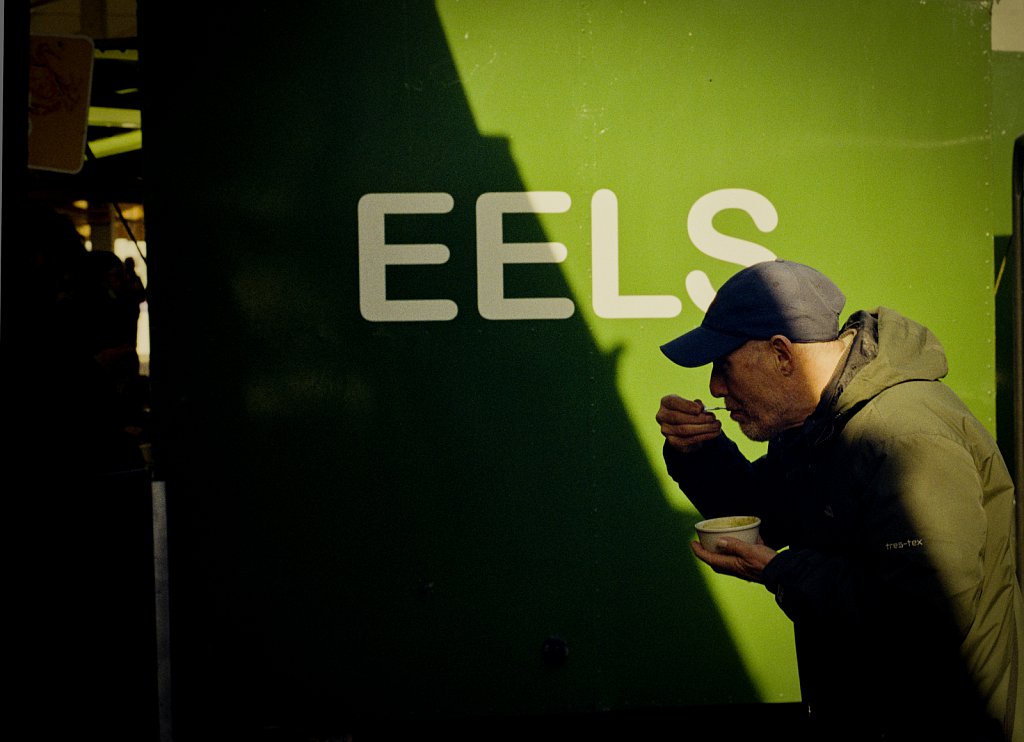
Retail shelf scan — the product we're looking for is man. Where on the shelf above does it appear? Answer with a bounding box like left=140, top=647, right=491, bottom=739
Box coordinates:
left=656, top=259, right=1022, bottom=741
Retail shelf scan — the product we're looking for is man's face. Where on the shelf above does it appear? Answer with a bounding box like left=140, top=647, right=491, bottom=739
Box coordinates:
left=709, top=340, right=800, bottom=441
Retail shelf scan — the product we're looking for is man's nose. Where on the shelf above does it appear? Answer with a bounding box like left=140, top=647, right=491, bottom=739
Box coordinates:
left=709, top=367, right=726, bottom=398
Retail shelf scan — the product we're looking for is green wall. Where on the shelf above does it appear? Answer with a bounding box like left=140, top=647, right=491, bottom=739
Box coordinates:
left=141, top=1, right=1004, bottom=735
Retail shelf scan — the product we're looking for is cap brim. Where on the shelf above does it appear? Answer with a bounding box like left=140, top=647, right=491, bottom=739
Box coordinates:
left=660, top=327, right=748, bottom=368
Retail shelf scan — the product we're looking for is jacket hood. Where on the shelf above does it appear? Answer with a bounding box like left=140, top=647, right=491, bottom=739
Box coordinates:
left=833, top=307, right=948, bottom=417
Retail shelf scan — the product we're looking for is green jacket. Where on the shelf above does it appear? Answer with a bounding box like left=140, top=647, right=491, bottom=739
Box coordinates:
left=666, top=307, right=1022, bottom=741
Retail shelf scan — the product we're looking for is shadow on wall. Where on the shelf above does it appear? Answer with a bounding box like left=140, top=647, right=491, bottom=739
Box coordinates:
left=141, top=3, right=758, bottom=737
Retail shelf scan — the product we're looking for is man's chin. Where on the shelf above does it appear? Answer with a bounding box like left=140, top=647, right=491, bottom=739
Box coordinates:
left=737, top=419, right=774, bottom=442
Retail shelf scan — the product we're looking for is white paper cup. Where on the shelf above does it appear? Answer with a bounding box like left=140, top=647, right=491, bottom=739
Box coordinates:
left=694, top=516, right=761, bottom=553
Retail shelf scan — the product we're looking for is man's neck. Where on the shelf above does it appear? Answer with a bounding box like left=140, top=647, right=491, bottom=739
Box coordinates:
left=812, top=330, right=856, bottom=408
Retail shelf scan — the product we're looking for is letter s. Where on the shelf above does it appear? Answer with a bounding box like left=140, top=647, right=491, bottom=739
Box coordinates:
left=685, top=189, right=778, bottom=312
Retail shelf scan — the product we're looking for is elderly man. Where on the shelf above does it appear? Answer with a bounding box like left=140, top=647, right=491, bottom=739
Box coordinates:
left=656, top=260, right=1022, bottom=741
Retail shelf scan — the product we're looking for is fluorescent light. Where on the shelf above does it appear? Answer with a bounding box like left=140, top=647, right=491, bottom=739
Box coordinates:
left=88, top=106, right=141, bottom=129
left=89, top=130, right=142, bottom=158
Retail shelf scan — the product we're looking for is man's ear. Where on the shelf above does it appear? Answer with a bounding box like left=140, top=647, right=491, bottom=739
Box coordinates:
left=768, top=335, right=796, bottom=374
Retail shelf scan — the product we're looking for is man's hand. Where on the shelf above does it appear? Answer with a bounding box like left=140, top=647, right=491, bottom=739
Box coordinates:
left=690, top=537, right=776, bottom=583
left=656, top=394, right=722, bottom=453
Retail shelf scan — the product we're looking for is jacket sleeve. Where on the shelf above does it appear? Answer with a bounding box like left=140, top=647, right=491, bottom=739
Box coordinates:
left=761, top=430, right=985, bottom=639
left=867, top=431, right=987, bottom=636
left=663, top=434, right=759, bottom=518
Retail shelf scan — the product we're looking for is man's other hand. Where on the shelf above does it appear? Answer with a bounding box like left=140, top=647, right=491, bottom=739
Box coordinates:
left=656, top=394, right=722, bottom=453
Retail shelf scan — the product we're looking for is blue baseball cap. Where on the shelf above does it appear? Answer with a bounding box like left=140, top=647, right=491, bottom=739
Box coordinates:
left=660, top=260, right=846, bottom=367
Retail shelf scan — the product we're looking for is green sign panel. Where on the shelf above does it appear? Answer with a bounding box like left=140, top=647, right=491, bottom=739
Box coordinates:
left=143, top=0, right=998, bottom=731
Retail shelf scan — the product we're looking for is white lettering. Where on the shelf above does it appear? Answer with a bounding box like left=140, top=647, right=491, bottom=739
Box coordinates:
left=685, top=188, right=778, bottom=312
left=356, top=188, right=782, bottom=322
left=591, top=189, right=683, bottom=319
left=476, top=191, right=574, bottom=320
left=357, top=193, right=457, bottom=322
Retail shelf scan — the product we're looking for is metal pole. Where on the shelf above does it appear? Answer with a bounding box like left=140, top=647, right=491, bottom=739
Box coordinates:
left=1012, top=134, right=1023, bottom=587
left=152, top=480, right=173, bottom=742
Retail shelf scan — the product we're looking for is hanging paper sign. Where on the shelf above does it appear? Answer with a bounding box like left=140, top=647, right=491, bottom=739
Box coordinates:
left=28, top=34, right=94, bottom=174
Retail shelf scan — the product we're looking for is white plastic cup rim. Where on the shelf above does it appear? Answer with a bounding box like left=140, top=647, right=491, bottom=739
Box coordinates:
left=694, top=516, right=761, bottom=533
